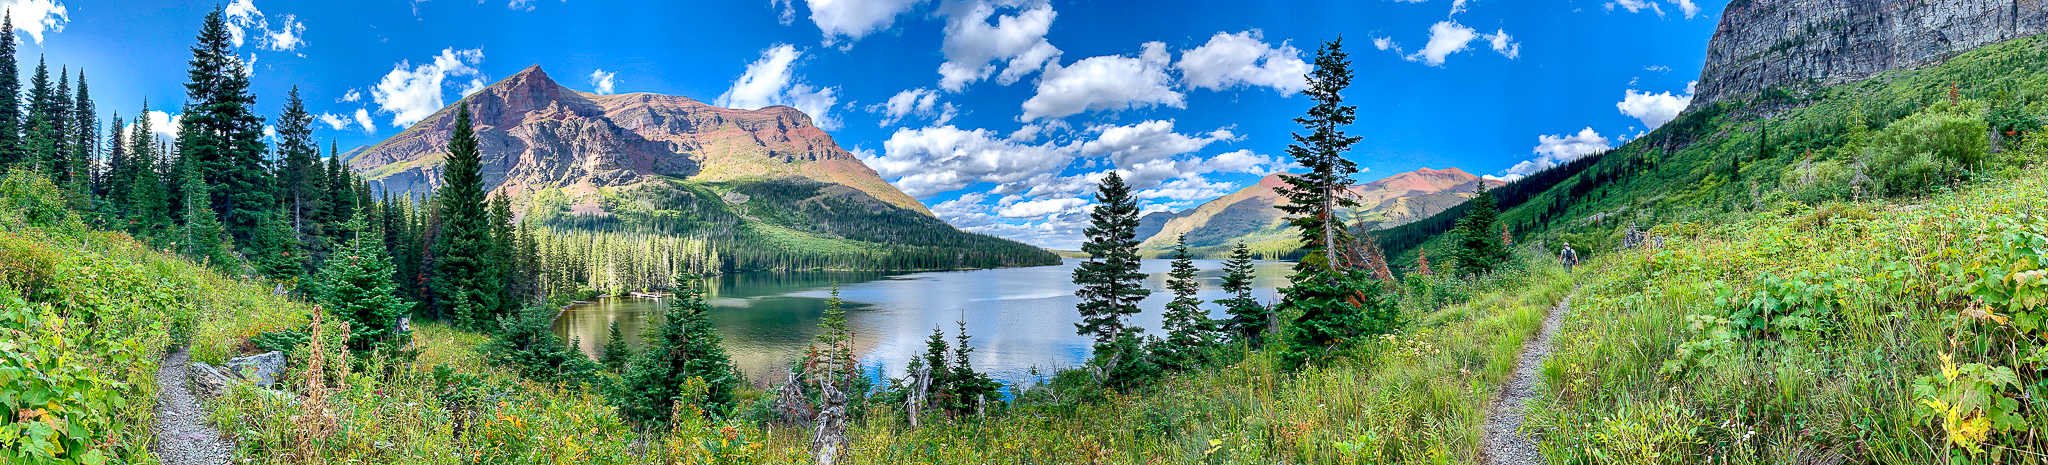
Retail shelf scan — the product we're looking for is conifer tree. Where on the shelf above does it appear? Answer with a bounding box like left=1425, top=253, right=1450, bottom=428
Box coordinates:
left=324, top=144, right=353, bottom=225
left=312, top=213, right=412, bottom=354
left=67, top=70, right=93, bottom=203
left=275, top=87, right=320, bottom=250
left=24, top=56, right=53, bottom=174
left=806, top=285, right=857, bottom=394
left=619, top=275, right=742, bottom=423
left=599, top=320, right=632, bottom=372
left=101, top=113, right=127, bottom=218
left=0, top=12, right=20, bottom=167
left=1072, top=171, right=1152, bottom=387
left=49, top=67, right=69, bottom=183
left=489, top=195, right=519, bottom=315
left=1216, top=242, right=1268, bottom=343
left=1276, top=38, right=1364, bottom=274
left=1274, top=38, right=1396, bottom=369
left=124, top=102, right=171, bottom=237
left=248, top=209, right=304, bottom=282
left=1450, top=182, right=1507, bottom=277
left=1157, top=235, right=1216, bottom=371
left=430, top=106, right=499, bottom=329
left=180, top=6, right=272, bottom=245
left=483, top=303, right=599, bottom=385
left=945, top=320, right=998, bottom=415
left=179, top=165, right=237, bottom=269
left=914, top=326, right=951, bottom=410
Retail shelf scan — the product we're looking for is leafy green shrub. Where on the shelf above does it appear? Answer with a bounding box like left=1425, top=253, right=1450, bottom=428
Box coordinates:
left=1863, top=102, right=1990, bottom=195
left=251, top=329, right=309, bottom=356
left=0, top=170, right=75, bottom=231
left=1777, top=158, right=1857, bottom=202
left=0, top=290, right=147, bottom=465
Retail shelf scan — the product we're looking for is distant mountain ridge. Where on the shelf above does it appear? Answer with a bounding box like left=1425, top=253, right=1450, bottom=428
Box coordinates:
left=1137, top=167, right=1501, bottom=257
left=347, top=65, right=1057, bottom=271
left=348, top=65, right=929, bottom=216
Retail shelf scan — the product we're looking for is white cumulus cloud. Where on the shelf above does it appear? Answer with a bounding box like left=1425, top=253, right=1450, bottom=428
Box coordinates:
left=1175, top=30, right=1309, bottom=95
left=935, top=0, right=1060, bottom=91
left=0, top=0, right=67, bottom=44
left=1020, top=41, right=1182, bottom=122
left=997, top=197, right=1087, bottom=218
left=1078, top=119, right=1236, bottom=167
left=715, top=44, right=843, bottom=129
left=1407, top=20, right=1477, bottom=66
left=1495, top=126, right=1611, bottom=181
left=1616, top=81, right=1694, bottom=130
left=317, top=112, right=351, bottom=130
left=588, top=69, right=616, bottom=94
left=124, top=110, right=182, bottom=144
left=867, top=87, right=955, bottom=127
left=223, top=0, right=306, bottom=53
left=371, top=47, right=485, bottom=128
left=1486, top=29, right=1520, bottom=59
left=803, top=0, right=923, bottom=47
left=353, top=108, right=376, bottom=134
left=864, top=125, right=1079, bottom=198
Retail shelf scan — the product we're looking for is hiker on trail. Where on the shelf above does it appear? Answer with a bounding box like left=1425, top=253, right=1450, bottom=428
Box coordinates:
left=1559, top=242, right=1579, bottom=272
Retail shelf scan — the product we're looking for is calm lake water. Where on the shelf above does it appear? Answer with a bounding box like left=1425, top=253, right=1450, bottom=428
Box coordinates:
left=552, top=259, right=1294, bottom=388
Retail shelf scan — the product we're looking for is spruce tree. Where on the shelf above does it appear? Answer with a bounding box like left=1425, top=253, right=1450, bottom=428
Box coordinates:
left=1156, top=235, right=1215, bottom=371
left=1274, top=38, right=1396, bottom=369
left=1216, top=242, right=1269, bottom=344
left=483, top=303, right=599, bottom=385
left=0, top=12, right=19, bottom=168
left=806, top=285, right=857, bottom=394
left=101, top=113, right=127, bottom=219
left=49, top=67, right=69, bottom=183
left=312, top=213, right=413, bottom=354
left=1072, top=171, right=1152, bottom=388
left=1275, top=38, right=1364, bottom=274
left=430, top=106, right=499, bottom=330
left=489, top=195, right=519, bottom=316
left=125, top=102, right=170, bottom=239
left=248, top=209, right=304, bottom=282
left=275, top=87, right=320, bottom=252
left=67, top=70, right=93, bottom=203
left=1450, top=182, right=1507, bottom=278
left=914, top=326, right=951, bottom=410
left=179, top=164, right=237, bottom=269
left=24, top=56, right=52, bottom=174
left=944, top=320, right=998, bottom=415
left=599, top=320, right=632, bottom=372
left=619, top=276, right=742, bottom=423
left=180, top=6, right=272, bottom=245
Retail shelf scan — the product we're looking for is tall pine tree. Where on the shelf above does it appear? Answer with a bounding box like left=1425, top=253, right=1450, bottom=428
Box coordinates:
left=180, top=6, right=272, bottom=245
left=312, top=213, right=413, bottom=354
left=1156, top=235, right=1216, bottom=371
left=1216, top=242, right=1269, bottom=344
left=24, top=56, right=54, bottom=174
left=619, top=275, right=742, bottom=423
left=1071, top=171, right=1155, bottom=388
left=1275, top=38, right=1396, bottom=369
left=275, top=87, right=321, bottom=255
left=430, top=105, right=499, bottom=329
left=1449, top=182, right=1507, bottom=277
left=67, top=70, right=94, bottom=203
left=0, top=12, right=20, bottom=168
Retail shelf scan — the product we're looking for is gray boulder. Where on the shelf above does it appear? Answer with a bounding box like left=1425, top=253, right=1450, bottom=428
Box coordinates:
left=186, top=362, right=236, bottom=400
left=224, top=351, right=287, bottom=387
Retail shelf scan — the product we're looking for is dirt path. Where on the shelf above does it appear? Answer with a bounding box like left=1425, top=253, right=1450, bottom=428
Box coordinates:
left=151, top=348, right=232, bottom=465
left=1482, top=294, right=1571, bottom=465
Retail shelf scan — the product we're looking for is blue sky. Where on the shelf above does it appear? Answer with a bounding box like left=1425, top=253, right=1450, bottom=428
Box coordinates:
left=23, top=0, right=1721, bottom=249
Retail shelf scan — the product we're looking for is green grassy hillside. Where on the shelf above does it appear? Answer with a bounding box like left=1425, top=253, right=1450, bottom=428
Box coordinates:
left=1379, top=34, right=2048, bottom=267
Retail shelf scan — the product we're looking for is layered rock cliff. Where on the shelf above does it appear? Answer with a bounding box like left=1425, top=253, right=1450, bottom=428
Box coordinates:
left=348, top=65, right=930, bottom=216
left=1695, top=0, right=2047, bottom=106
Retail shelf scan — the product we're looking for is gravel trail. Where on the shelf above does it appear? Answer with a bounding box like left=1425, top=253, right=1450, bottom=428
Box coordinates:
left=151, top=348, right=232, bottom=465
left=1482, top=294, right=1571, bottom=465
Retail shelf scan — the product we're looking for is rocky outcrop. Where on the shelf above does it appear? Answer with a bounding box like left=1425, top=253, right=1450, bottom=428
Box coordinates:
left=348, top=65, right=930, bottom=216
left=1695, top=0, right=2048, bottom=106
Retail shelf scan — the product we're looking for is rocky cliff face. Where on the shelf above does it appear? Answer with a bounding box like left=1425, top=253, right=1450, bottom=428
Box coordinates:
left=348, top=65, right=930, bottom=216
left=1695, top=0, right=2047, bottom=106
